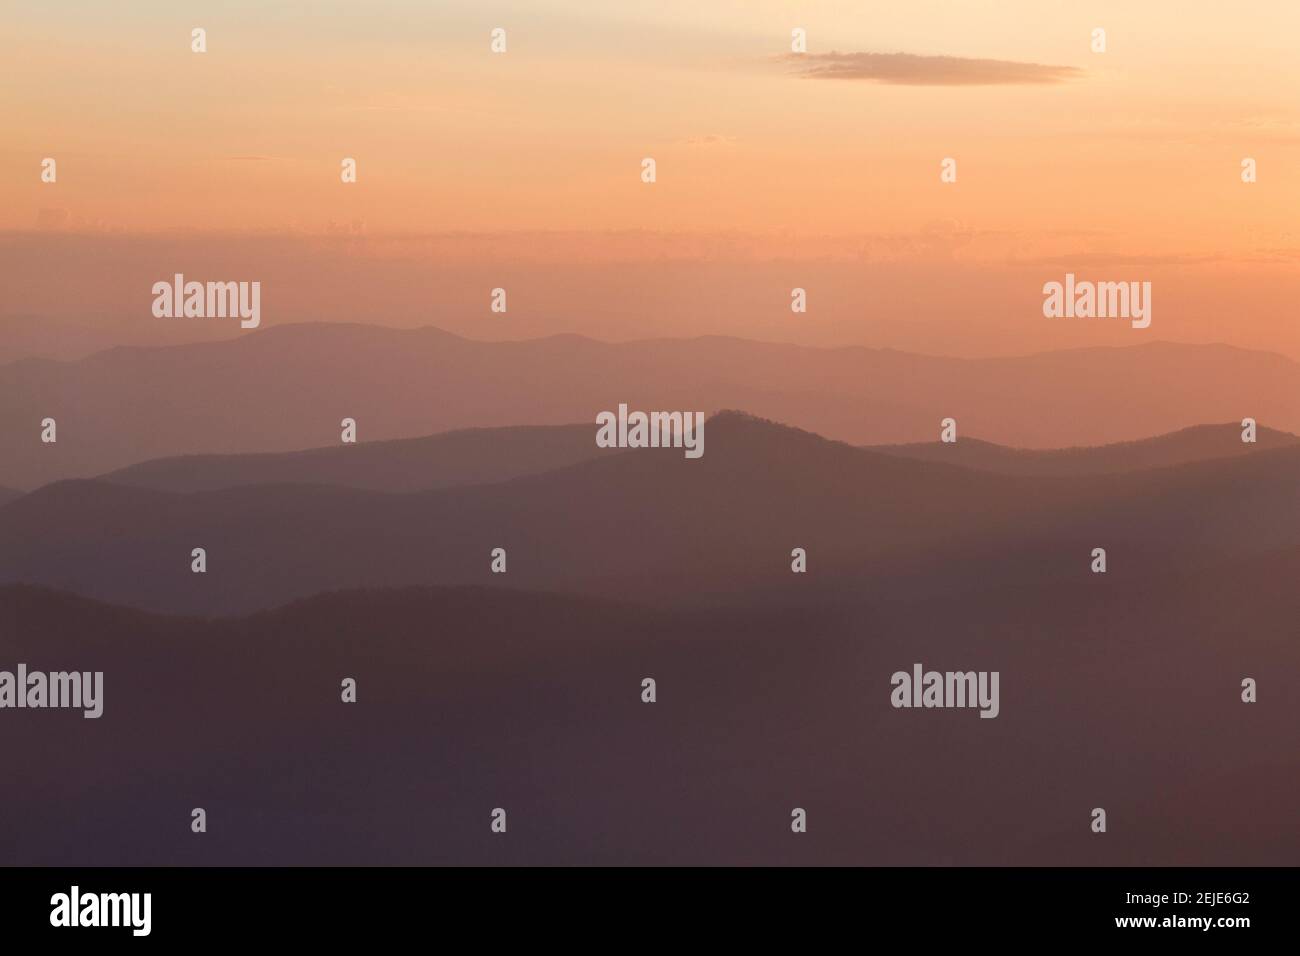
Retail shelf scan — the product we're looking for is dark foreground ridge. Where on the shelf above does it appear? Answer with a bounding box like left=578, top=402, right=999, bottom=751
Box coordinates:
left=1, top=563, right=1295, bottom=866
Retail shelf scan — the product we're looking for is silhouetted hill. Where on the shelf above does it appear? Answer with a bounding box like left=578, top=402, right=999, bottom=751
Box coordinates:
left=2, top=561, right=1295, bottom=865
left=94, top=419, right=1298, bottom=495
left=0, top=485, right=21, bottom=507
left=3, top=322, right=1298, bottom=488
left=0, top=313, right=238, bottom=365
left=2, top=412, right=1296, bottom=615
left=99, top=423, right=616, bottom=493
left=871, top=423, right=1300, bottom=476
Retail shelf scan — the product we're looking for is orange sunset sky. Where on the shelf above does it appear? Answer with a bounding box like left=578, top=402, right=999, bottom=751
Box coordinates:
left=3, top=1, right=1299, bottom=360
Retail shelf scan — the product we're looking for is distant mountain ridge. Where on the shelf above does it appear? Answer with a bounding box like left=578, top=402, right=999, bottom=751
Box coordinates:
left=84, top=416, right=1300, bottom=495
left=3, top=411, right=1296, bottom=615
left=2, top=321, right=1297, bottom=488
left=872, top=422, right=1300, bottom=476
left=100, top=423, right=619, bottom=493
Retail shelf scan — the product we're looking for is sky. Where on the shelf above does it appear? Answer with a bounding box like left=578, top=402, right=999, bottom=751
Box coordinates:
left=2, top=1, right=1299, bottom=358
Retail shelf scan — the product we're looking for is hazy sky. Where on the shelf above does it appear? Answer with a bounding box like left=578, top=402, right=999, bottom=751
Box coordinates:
left=3, top=1, right=1299, bottom=357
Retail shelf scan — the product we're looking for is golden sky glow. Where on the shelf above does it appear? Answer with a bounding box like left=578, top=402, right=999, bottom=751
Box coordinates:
left=3, top=1, right=1298, bottom=247
left=3, top=2, right=1300, bottom=362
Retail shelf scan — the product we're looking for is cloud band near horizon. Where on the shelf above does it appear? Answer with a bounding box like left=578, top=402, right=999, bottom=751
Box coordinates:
left=784, top=51, right=1084, bottom=86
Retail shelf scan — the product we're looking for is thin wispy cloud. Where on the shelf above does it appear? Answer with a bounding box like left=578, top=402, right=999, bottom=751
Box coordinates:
left=783, top=51, right=1083, bottom=86
left=680, top=134, right=737, bottom=147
